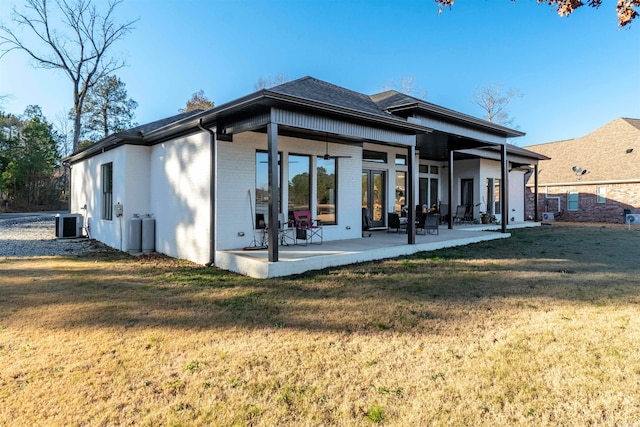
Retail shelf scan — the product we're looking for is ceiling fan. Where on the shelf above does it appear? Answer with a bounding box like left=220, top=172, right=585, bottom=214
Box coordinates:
left=322, top=139, right=351, bottom=160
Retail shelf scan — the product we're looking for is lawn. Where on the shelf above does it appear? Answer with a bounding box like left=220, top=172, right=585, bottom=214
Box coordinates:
left=1, top=223, right=639, bottom=426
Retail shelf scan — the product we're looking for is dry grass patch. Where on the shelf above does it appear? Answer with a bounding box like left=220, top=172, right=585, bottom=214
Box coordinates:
left=1, top=223, right=640, bottom=425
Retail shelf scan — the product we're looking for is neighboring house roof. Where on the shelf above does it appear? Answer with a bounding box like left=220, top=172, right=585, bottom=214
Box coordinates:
left=524, top=118, right=640, bottom=184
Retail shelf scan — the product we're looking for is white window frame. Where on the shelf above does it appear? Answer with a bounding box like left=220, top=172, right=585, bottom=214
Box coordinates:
left=596, top=186, right=606, bottom=204
left=567, top=191, right=579, bottom=211
left=101, top=162, right=113, bottom=220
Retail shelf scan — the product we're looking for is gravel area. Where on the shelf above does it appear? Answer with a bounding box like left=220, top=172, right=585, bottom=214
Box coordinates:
left=0, top=216, right=112, bottom=258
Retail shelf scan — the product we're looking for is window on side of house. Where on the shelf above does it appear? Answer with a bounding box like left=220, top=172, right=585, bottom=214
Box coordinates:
left=568, top=192, right=579, bottom=211
left=288, top=154, right=311, bottom=214
left=101, top=162, right=113, bottom=220
left=255, top=151, right=282, bottom=222
left=363, top=150, right=387, bottom=163
left=596, top=186, right=606, bottom=203
left=395, top=154, right=407, bottom=165
left=395, top=171, right=406, bottom=215
left=317, top=157, right=336, bottom=224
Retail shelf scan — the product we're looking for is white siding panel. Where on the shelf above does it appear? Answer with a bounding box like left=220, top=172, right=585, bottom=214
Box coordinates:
left=215, top=131, right=363, bottom=251
left=150, top=133, right=211, bottom=264
left=70, top=147, right=127, bottom=250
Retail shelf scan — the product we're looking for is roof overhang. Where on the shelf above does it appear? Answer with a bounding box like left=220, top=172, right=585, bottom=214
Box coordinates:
left=65, top=90, right=432, bottom=164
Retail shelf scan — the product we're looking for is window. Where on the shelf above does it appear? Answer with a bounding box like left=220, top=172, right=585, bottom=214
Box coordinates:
left=288, top=154, right=311, bottom=214
left=430, top=165, right=439, bottom=174
left=493, top=179, right=501, bottom=213
left=568, top=192, right=579, bottom=211
left=395, top=171, right=406, bottom=215
left=101, top=163, right=113, bottom=220
left=363, top=150, right=387, bottom=163
left=395, top=154, right=407, bottom=165
left=419, top=165, right=429, bottom=174
left=486, top=178, right=501, bottom=214
left=255, top=151, right=282, bottom=220
left=317, top=157, right=336, bottom=224
left=596, top=186, right=606, bottom=203
left=429, top=178, right=439, bottom=209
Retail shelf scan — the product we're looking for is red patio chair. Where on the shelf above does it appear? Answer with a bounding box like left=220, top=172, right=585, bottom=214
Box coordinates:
left=293, top=210, right=323, bottom=245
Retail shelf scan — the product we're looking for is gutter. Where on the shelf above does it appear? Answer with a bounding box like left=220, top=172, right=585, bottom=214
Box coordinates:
left=526, top=178, right=640, bottom=187
left=198, top=119, right=216, bottom=267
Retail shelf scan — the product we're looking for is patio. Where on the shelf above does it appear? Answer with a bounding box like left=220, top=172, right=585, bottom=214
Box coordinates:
left=216, top=222, right=541, bottom=278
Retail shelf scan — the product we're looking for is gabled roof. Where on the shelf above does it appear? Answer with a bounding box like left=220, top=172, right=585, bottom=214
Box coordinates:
left=269, top=77, right=392, bottom=119
left=370, top=90, right=525, bottom=139
left=64, top=76, right=541, bottom=164
left=524, top=118, right=640, bottom=184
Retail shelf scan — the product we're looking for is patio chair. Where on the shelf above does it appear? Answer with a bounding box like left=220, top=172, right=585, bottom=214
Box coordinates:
left=438, top=203, right=449, bottom=224
left=387, top=212, right=401, bottom=233
left=362, top=207, right=372, bottom=237
left=453, top=205, right=467, bottom=225
left=464, top=205, right=474, bottom=223
left=277, top=213, right=295, bottom=246
left=293, top=210, right=323, bottom=245
left=424, top=213, right=439, bottom=235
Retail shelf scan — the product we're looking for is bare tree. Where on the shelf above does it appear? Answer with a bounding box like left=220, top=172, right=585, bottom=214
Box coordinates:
left=383, top=75, right=427, bottom=100
left=254, top=73, right=288, bottom=90
left=53, top=110, right=74, bottom=158
left=0, top=0, right=137, bottom=153
left=435, top=0, right=639, bottom=27
left=474, top=83, right=520, bottom=127
left=179, top=89, right=214, bottom=113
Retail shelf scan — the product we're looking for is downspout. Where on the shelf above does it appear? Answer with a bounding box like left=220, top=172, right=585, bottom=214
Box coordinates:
left=198, top=119, right=216, bottom=267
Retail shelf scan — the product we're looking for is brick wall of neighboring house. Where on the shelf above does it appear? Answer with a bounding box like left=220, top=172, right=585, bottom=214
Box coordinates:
left=526, top=182, right=640, bottom=223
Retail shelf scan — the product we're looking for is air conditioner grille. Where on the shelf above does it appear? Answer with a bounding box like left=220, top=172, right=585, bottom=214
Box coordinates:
left=626, top=214, right=640, bottom=225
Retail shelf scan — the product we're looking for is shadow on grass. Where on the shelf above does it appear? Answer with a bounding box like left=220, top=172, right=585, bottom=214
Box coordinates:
left=1, top=224, right=639, bottom=333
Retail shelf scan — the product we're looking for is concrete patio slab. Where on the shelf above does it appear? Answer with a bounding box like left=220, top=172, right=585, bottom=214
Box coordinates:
left=216, top=222, right=540, bottom=278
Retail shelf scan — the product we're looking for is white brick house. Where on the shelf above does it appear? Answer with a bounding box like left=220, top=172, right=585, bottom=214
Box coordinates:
left=64, top=77, right=546, bottom=276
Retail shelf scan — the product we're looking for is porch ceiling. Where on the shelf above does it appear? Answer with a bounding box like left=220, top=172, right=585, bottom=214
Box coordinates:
left=417, top=131, right=494, bottom=161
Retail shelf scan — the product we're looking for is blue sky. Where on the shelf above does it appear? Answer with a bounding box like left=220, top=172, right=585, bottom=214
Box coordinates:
left=1, top=0, right=638, bottom=147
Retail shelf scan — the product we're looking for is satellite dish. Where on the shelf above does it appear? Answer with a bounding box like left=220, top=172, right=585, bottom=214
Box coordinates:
left=581, top=170, right=588, bottom=175
left=572, top=166, right=581, bottom=173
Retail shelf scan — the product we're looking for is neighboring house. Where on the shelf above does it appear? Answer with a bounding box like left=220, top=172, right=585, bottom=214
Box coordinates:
left=524, top=118, right=640, bottom=223
left=64, top=76, right=546, bottom=276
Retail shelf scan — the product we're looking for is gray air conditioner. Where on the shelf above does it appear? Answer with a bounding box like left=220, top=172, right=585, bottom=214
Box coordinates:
left=626, top=214, right=640, bottom=226
left=55, top=214, right=83, bottom=238
left=542, top=212, right=555, bottom=222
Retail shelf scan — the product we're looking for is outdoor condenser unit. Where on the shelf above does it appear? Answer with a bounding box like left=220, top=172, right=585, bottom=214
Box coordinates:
left=55, top=213, right=83, bottom=238
left=542, top=212, right=555, bottom=222
left=626, top=214, right=640, bottom=226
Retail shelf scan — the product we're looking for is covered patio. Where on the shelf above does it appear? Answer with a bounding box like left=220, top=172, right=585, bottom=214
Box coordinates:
left=216, top=222, right=540, bottom=278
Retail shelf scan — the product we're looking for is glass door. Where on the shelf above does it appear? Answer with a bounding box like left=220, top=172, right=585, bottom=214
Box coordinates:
left=362, top=170, right=385, bottom=228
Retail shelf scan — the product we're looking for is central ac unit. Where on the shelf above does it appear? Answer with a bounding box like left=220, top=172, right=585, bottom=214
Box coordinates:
left=55, top=213, right=83, bottom=238
left=626, top=214, right=640, bottom=225
left=542, top=212, right=555, bottom=222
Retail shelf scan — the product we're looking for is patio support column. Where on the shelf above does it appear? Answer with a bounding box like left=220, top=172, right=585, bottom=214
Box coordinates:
left=534, top=164, right=539, bottom=222
left=448, top=148, right=454, bottom=229
left=500, top=143, right=508, bottom=233
left=407, top=144, right=415, bottom=244
left=267, top=118, right=279, bottom=262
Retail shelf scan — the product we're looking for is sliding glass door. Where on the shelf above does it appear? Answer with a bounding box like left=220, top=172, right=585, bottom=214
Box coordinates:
left=362, top=169, right=385, bottom=228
